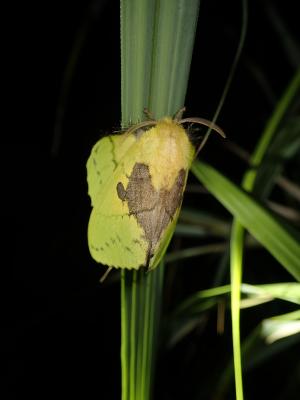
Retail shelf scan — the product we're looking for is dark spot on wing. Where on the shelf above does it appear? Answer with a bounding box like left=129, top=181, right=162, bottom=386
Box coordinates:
left=117, top=182, right=127, bottom=201
left=108, top=136, right=118, bottom=170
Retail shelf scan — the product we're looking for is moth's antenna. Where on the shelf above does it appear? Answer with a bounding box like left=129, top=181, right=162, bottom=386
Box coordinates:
left=179, top=117, right=226, bottom=157
left=179, top=117, right=225, bottom=138
left=126, top=120, right=157, bottom=135
left=174, top=107, right=186, bottom=121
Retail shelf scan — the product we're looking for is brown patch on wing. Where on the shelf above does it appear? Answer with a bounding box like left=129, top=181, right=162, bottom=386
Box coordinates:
left=116, top=163, right=186, bottom=267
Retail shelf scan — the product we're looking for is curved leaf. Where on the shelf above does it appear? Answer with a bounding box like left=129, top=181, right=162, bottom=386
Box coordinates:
left=191, top=160, right=300, bottom=281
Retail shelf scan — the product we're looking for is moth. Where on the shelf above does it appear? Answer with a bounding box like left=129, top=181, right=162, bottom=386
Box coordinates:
left=87, top=108, right=225, bottom=273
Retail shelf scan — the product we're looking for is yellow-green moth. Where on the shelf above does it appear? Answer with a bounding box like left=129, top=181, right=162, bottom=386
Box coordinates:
left=87, top=108, right=224, bottom=272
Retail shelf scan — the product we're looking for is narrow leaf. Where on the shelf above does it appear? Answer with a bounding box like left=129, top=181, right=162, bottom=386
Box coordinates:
left=192, top=161, right=300, bottom=281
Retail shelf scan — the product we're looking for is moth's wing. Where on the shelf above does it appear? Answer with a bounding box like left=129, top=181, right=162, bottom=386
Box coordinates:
left=88, top=208, right=149, bottom=269
left=148, top=208, right=181, bottom=270
left=148, top=168, right=189, bottom=271
left=87, top=133, right=149, bottom=269
left=86, top=132, right=136, bottom=207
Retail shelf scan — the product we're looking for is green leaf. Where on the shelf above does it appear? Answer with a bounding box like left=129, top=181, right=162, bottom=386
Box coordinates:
left=216, top=311, right=300, bottom=398
left=120, top=1, right=201, bottom=399
left=228, top=68, right=300, bottom=400
left=262, top=316, right=300, bottom=344
left=242, top=282, right=300, bottom=305
left=191, top=160, right=300, bottom=281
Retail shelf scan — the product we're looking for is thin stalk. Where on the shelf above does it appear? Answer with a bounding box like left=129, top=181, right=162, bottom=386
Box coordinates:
left=230, top=68, right=300, bottom=399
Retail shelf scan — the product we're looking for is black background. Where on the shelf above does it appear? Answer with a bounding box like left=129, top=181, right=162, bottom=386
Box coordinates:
left=3, top=0, right=300, bottom=398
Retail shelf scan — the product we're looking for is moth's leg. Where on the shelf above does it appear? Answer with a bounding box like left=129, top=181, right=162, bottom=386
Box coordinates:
left=143, top=108, right=155, bottom=121
left=100, top=267, right=113, bottom=283
left=174, top=107, right=186, bottom=121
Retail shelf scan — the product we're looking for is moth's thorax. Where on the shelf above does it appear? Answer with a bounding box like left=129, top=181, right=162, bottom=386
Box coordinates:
left=136, top=117, right=195, bottom=190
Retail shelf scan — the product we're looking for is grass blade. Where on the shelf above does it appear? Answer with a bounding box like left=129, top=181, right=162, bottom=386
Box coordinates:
left=120, top=1, right=201, bottom=398
left=192, top=160, right=300, bottom=280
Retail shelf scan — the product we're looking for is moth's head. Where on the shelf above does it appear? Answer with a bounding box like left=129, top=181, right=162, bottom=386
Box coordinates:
left=127, top=107, right=225, bottom=156
left=173, top=107, right=226, bottom=156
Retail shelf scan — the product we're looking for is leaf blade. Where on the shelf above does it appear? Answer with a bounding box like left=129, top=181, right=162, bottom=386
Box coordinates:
left=191, top=160, right=300, bottom=281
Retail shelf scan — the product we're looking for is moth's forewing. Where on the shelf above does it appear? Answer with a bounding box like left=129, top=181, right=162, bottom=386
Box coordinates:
left=87, top=117, right=195, bottom=270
